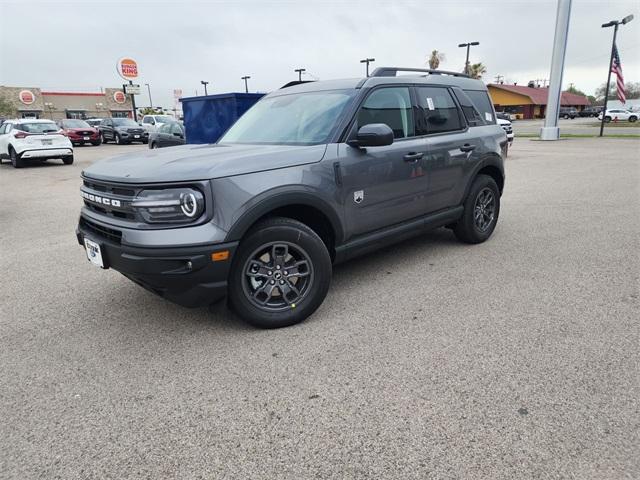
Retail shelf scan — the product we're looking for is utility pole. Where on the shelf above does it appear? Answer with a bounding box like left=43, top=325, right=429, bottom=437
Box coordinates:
left=599, top=14, right=634, bottom=137
left=123, top=81, right=138, bottom=121
left=241, top=76, right=251, bottom=93
left=540, top=0, right=572, bottom=141
left=494, top=74, right=504, bottom=84
left=458, top=41, right=479, bottom=75
left=200, top=80, right=209, bottom=96
left=145, top=83, right=153, bottom=109
left=360, top=58, right=375, bottom=77
left=294, top=68, right=306, bottom=82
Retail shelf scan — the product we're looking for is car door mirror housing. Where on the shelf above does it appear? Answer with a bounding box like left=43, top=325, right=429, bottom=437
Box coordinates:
left=348, top=123, right=394, bottom=148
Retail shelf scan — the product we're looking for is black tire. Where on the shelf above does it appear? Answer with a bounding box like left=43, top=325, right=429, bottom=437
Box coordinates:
left=563, top=114, right=569, bottom=119
left=62, top=155, right=74, bottom=165
left=228, top=217, right=332, bottom=329
left=453, top=174, right=500, bottom=244
left=100, top=132, right=108, bottom=144
left=91, top=140, right=102, bottom=146
left=9, top=147, right=23, bottom=168
left=150, top=142, right=158, bottom=149
left=629, top=116, right=637, bottom=123
left=115, top=133, right=123, bottom=145
left=604, top=116, right=611, bottom=123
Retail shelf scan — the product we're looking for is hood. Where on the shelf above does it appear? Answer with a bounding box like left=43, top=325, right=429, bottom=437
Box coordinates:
left=82, top=143, right=328, bottom=183
left=496, top=118, right=511, bottom=126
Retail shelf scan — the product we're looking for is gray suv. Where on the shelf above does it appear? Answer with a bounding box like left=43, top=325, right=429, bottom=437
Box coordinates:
left=77, top=67, right=507, bottom=328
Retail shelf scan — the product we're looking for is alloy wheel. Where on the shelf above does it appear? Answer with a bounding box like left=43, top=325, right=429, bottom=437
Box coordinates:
left=474, top=187, right=496, bottom=232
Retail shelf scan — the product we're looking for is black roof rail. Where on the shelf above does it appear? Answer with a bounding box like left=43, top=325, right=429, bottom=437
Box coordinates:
left=370, top=67, right=470, bottom=79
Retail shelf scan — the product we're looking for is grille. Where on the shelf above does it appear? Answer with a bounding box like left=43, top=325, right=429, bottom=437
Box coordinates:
left=82, top=179, right=137, bottom=220
left=80, top=217, right=122, bottom=244
left=127, top=128, right=145, bottom=134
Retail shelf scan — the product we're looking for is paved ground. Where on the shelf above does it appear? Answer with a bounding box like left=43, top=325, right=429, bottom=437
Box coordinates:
left=513, top=117, right=640, bottom=135
left=1, top=139, right=638, bottom=479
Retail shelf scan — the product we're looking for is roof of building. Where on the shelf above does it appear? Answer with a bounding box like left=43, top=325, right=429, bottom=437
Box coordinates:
left=488, top=83, right=591, bottom=106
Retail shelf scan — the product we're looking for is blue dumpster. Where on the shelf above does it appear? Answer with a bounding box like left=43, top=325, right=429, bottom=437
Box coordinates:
left=180, top=92, right=264, bottom=144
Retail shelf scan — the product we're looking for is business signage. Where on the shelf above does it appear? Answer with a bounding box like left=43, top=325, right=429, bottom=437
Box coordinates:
left=124, top=84, right=141, bottom=95
left=19, top=90, right=35, bottom=105
left=113, top=91, right=127, bottom=104
left=116, top=57, right=139, bottom=80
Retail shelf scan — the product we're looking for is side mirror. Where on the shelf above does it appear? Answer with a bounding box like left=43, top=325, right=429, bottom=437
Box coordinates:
left=347, top=123, right=394, bottom=148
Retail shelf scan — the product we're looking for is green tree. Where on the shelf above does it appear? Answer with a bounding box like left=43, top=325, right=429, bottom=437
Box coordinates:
left=566, top=84, right=587, bottom=97
left=138, top=107, right=163, bottom=116
left=467, top=62, right=487, bottom=79
left=595, top=81, right=640, bottom=101
left=427, top=50, right=445, bottom=70
left=0, top=95, right=15, bottom=117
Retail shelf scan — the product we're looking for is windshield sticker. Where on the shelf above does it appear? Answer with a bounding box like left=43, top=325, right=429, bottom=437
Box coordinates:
left=426, top=97, right=435, bottom=110
left=485, top=112, right=493, bottom=121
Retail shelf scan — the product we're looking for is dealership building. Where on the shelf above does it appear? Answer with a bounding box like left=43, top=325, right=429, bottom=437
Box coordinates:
left=0, top=85, right=134, bottom=120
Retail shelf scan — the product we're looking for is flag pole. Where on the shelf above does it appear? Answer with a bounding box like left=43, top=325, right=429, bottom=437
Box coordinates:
left=599, top=23, right=619, bottom=137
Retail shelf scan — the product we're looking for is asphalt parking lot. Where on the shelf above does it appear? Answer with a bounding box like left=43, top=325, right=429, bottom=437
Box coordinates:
left=1, top=139, right=638, bottom=479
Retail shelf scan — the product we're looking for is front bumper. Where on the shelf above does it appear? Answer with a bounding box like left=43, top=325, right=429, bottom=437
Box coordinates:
left=19, top=148, right=73, bottom=159
left=119, top=131, right=149, bottom=142
left=76, top=216, right=238, bottom=307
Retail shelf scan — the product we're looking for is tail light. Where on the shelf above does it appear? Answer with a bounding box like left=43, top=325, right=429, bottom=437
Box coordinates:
left=14, top=131, right=29, bottom=139
left=58, top=129, right=68, bottom=137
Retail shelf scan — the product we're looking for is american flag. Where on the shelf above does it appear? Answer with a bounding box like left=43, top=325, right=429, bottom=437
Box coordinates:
left=611, top=43, right=625, bottom=104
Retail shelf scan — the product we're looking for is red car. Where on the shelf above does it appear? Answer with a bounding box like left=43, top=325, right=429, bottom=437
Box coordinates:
left=56, top=119, right=101, bottom=146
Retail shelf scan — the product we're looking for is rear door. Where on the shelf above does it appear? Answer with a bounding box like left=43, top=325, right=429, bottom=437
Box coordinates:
left=339, top=86, right=430, bottom=237
left=415, top=85, right=483, bottom=212
left=0, top=122, right=11, bottom=155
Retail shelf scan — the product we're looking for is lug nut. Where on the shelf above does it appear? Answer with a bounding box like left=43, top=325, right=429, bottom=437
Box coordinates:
left=267, top=271, right=272, bottom=275
left=279, top=280, right=284, bottom=285
left=276, top=265, right=281, bottom=270
left=270, top=280, right=275, bottom=285
left=284, top=271, right=288, bottom=275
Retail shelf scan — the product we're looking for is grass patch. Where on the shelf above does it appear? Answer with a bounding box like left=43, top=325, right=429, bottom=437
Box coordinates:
left=518, top=133, right=640, bottom=139
left=586, top=122, right=638, bottom=128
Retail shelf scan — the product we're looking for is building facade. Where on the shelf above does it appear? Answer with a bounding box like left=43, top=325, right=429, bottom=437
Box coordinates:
left=0, top=85, right=133, bottom=120
left=487, top=84, right=591, bottom=119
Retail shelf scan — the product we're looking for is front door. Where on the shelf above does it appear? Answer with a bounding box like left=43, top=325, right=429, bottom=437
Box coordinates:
left=339, top=86, right=430, bottom=238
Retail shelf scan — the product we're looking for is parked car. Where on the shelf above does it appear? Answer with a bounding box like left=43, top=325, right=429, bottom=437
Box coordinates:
left=598, top=109, right=638, bottom=123
left=99, top=117, right=148, bottom=144
left=497, top=111, right=517, bottom=121
left=496, top=117, right=514, bottom=145
left=56, top=118, right=100, bottom=146
left=77, top=67, right=506, bottom=328
left=578, top=106, right=602, bottom=118
left=141, top=114, right=176, bottom=132
left=559, top=107, right=578, bottom=119
left=148, top=122, right=185, bottom=149
left=85, top=118, right=103, bottom=128
left=0, top=119, right=73, bottom=168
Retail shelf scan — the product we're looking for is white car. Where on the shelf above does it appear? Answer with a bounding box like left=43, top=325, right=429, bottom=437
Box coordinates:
left=140, top=114, right=176, bottom=132
left=497, top=117, right=514, bottom=144
left=0, top=119, right=73, bottom=168
left=598, top=109, right=638, bottom=123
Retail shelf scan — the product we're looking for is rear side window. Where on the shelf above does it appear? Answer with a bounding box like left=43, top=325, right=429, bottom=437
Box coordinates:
left=452, top=88, right=484, bottom=127
left=415, top=86, right=463, bottom=135
left=357, top=87, right=414, bottom=139
left=465, top=90, right=496, bottom=124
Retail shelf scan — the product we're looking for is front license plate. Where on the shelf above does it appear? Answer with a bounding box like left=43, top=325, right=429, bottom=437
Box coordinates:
left=84, top=238, right=104, bottom=268
left=134, top=135, right=140, bottom=138
left=42, top=139, right=52, bottom=145
left=83, top=136, right=90, bottom=140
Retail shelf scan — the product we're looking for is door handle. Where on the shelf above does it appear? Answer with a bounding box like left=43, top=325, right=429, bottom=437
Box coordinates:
left=403, top=152, right=424, bottom=162
left=459, top=144, right=476, bottom=152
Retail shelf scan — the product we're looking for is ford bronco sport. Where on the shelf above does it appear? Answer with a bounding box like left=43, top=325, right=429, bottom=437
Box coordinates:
left=77, top=67, right=507, bottom=328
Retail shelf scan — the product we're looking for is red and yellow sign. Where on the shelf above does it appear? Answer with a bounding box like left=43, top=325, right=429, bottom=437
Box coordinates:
left=113, top=91, right=127, bottom=104
left=19, top=90, right=35, bottom=105
left=116, top=57, right=139, bottom=80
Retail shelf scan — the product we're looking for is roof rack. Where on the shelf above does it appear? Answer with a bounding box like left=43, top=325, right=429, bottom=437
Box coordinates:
left=370, top=67, right=470, bottom=79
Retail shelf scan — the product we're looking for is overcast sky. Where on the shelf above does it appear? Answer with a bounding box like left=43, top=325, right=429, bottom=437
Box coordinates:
left=1, top=0, right=639, bottom=110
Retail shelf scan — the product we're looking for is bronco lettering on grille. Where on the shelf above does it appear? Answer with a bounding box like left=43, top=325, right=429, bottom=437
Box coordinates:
left=81, top=191, right=122, bottom=207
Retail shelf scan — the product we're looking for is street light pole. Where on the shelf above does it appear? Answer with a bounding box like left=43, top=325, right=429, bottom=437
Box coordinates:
left=360, top=58, right=375, bottom=77
left=145, top=83, right=153, bottom=109
left=458, top=41, right=479, bottom=75
left=599, top=14, right=633, bottom=137
left=200, top=80, right=209, bottom=96
left=294, top=68, right=306, bottom=82
left=241, top=76, right=251, bottom=93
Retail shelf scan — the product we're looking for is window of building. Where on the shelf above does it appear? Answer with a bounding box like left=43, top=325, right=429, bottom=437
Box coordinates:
left=415, top=86, right=463, bottom=135
left=111, top=111, right=129, bottom=118
left=357, top=87, right=414, bottom=139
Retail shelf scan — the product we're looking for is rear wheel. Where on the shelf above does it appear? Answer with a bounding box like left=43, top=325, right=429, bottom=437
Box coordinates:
left=629, top=116, right=637, bottom=123
left=453, top=174, right=500, bottom=244
left=9, top=147, right=23, bottom=168
left=62, top=155, right=74, bottom=165
left=228, top=217, right=332, bottom=329
left=604, top=116, right=611, bottom=123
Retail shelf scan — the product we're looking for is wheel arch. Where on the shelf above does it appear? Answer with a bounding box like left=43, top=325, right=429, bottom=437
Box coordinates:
left=463, top=155, right=505, bottom=200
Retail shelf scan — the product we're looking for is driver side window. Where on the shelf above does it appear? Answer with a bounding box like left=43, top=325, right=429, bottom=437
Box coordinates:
left=357, top=87, right=414, bottom=139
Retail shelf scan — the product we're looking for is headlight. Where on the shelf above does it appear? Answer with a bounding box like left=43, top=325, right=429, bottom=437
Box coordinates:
left=132, top=188, right=205, bottom=224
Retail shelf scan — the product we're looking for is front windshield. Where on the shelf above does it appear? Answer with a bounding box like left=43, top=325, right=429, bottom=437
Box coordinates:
left=220, top=89, right=355, bottom=145
left=112, top=118, right=139, bottom=127
left=63, top=119, right=90, bottom=128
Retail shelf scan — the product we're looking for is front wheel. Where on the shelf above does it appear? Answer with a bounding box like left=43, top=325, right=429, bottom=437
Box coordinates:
left=629, top=116, right=637, bottom=123
left=115, top=133, right=123, bottom=145
left=453, top=174, right=500, bottom=244
left=228, top=217, right=332, bottom=328
left=604, top=116, right=611, bottom=123
left=100, top=132, right=108, bottom=143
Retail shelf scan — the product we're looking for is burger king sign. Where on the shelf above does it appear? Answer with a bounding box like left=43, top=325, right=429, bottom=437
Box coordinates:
left=19, top=90, right=36, bottom=105
left=116, top=57, right=139, bottom=81
left=113, top=91, right=127, bottom=104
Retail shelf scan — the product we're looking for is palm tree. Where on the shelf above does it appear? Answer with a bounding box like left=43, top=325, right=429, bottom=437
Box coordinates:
left=467, top=62, right=487, bottom=79
left=427, top=50, right=445, bottom=70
